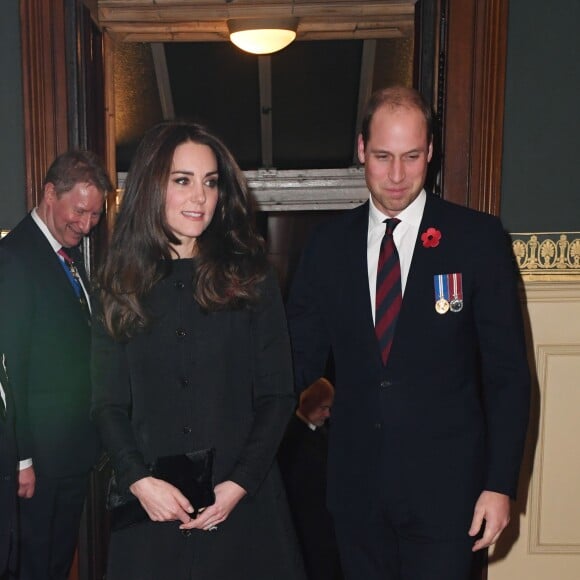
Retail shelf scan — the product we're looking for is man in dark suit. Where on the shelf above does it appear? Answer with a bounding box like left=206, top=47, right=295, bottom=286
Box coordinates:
left=0, top=355, right=17, bottom=580
left=278, top=377, right=343, bottom=580
left=286, top=87, right=530, bottom=579
left=0, top=151, right=113, bottom=580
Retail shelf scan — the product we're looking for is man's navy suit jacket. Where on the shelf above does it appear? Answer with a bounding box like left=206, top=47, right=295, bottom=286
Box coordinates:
left=0, top=357, right=17, bottom=574
left=0, top=214, right=99, bottom=478
left=287, top=194, right=530, bottom=537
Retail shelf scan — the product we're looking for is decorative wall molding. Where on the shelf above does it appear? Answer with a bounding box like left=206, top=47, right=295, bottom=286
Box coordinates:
left=513, top=232, right=580, bottom=279
left=523, top=280, right=580, bottom=303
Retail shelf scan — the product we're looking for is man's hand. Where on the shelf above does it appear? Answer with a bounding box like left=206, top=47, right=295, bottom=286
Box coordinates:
left=18, top=465, right=36, bottom=498
left=469, top=490, right=511, bottom=551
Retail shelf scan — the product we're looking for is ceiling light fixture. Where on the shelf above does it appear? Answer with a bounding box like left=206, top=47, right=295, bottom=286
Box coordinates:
left=228, top=18, right=298, bottom=55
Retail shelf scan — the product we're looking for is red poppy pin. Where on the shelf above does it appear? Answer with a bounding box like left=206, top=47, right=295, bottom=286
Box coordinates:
left=421, top=227, right=442, bottom=248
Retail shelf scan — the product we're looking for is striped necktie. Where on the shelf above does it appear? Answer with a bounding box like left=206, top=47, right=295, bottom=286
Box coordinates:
left=375, top=218, right=402, bottom=365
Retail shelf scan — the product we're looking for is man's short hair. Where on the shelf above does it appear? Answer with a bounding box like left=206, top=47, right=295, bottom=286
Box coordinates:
left=299, top=377, right=334, bottom=416
left=360, top=85, right=434, bottom=147
left=42, top=150, right=113, bottom=196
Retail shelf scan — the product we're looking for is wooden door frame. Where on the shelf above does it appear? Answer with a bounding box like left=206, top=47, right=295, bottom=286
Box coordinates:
left=441, top=0, right=508, bottom=214
left=20, top=0, right=70, bottom=209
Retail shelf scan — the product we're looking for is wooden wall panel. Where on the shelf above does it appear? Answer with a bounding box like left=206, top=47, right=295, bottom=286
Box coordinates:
left=442, top=0, right=508, bottom=215
left=20, top=0, right=69, bottom=208
left=488, top=281, right=580, bottom=579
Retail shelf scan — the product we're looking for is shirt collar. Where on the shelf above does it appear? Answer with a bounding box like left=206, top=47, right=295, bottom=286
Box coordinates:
left=368, top=189, right=427, bottom=230
left=31, top=208, right=63, bottom=253
left=296, top=411, right=317, bottom=431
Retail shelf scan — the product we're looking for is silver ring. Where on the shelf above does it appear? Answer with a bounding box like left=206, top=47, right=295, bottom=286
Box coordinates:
left=208, top=525, right=218, bottom=532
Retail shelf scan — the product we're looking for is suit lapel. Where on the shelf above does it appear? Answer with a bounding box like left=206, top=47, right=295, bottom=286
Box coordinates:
left=0, top=354, right=11, bottom=419
left=341, top=202, right=387, bottom=362
left=402, top=194, right=440, bottom=303
left=25, top=216, right=91, bottom=316
left=346, top=202, right=377, bottom=334
left=392, top=195, right=448, bottom=356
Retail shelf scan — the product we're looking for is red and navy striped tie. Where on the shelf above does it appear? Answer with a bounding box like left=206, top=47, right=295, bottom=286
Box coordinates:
left=375, top=218, right=402, bottom=365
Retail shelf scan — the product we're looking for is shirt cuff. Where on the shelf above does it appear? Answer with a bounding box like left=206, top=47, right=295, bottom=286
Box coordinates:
left=18, top=458, right=33, bottom=470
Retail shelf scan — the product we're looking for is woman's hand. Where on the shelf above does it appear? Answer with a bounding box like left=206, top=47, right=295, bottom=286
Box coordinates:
left=130, top=476, right=193, bottom=524
left=180, top=480, right=247, bottom=531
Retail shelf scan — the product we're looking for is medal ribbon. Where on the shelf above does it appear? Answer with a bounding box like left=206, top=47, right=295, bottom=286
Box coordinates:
left=434, top=274, right=449, bottom=303
left=449, top=273, right=462, bottom=301
left=448, top=273, right=464, bottom=311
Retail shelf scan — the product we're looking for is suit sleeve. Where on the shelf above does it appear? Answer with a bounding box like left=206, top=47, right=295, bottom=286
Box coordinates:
left=473, top=218, right=530, bottom=498
left=0, top=247, right=34, bottom=461
left=286, top=233, right=332, bottom=392
left=227, top=270, right=298, bottom=496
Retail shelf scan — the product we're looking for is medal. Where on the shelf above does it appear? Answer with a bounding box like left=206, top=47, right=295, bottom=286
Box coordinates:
left=448, top=273, right=463, bottom=312
left=433, top=274, right=450, bottom=315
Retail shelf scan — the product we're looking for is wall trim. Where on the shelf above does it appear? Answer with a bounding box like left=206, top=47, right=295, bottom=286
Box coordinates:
left=513, top=232, right=580, bottom=280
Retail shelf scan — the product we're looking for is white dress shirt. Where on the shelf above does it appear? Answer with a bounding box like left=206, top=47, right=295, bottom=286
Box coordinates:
left=367, top=190, right=427, bottom=323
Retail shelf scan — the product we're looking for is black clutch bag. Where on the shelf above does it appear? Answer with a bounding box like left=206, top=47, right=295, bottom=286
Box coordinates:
left=107, top=448, right=216, bottom=531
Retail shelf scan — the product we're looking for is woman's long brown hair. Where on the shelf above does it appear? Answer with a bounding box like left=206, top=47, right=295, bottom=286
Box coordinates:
left=98, top=121, right=268, bottom=340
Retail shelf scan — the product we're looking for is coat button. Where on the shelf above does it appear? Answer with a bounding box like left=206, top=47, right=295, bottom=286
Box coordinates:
left=379, top=380, right=392, bottom=389
left=174, top=281, right=185, bottom=290
left=176, top=328, right=187, bottom=338
left=180, top=377, right=190, bottom=388
left=183, top=426, right=192, bottom=434
left=374, top=422, right=382, bottom=430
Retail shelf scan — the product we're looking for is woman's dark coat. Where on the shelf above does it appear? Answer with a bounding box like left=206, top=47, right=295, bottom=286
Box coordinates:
left=92, top=260, right=305, bottom=579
